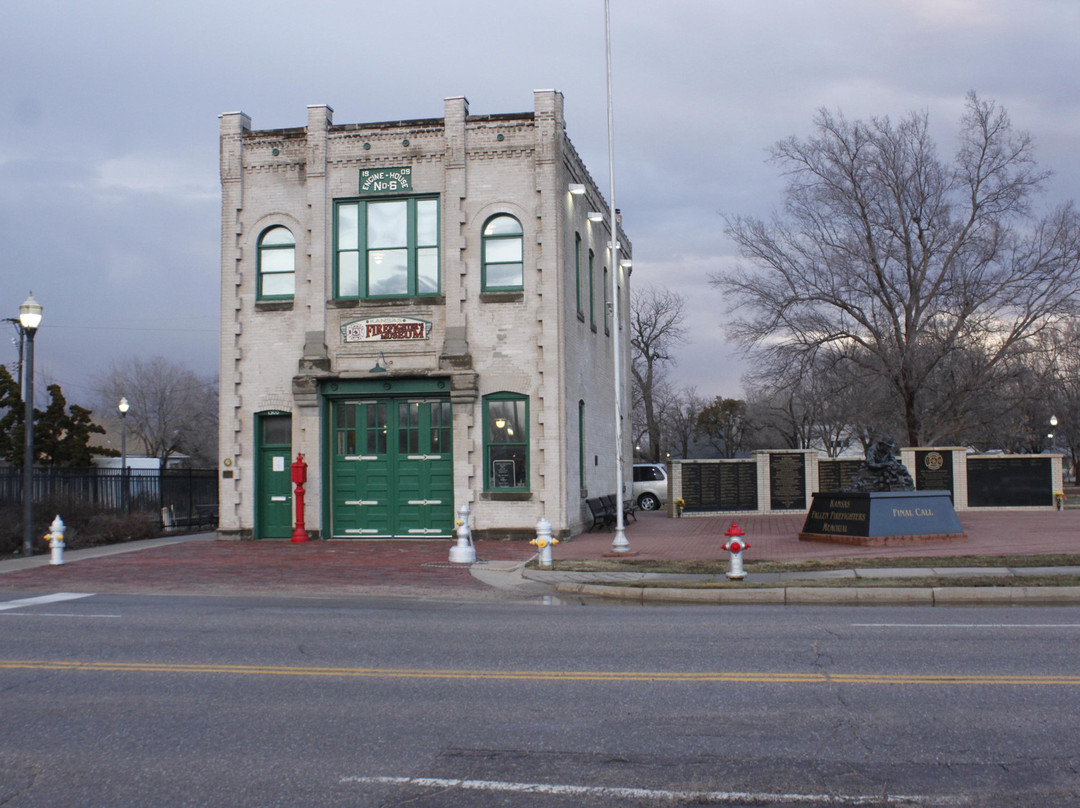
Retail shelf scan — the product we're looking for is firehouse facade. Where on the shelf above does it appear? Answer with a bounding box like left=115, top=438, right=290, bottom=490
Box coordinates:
left=218, top=92, right=632, bottom=540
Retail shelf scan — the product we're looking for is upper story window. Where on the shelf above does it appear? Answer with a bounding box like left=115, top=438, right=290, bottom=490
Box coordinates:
left=481, top=215, right=524, bottom=291
left=575, top=232, right=583, bottom=316
left=335, top=197, right=439, bottom=299
left=258, top=226, right=296, bottom=300
left=588, top=249, right=596, bottom=327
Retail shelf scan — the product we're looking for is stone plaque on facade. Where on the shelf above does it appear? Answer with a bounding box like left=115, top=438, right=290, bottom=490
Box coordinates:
left=342, top=317, right=432, bottom=343
left=359, top=166, right=413, bottom=194
left=769, top=453, right=806, bottom=510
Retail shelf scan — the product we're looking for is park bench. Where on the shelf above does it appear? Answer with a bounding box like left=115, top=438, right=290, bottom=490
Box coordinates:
left=585, top=497, right=616, bottom=532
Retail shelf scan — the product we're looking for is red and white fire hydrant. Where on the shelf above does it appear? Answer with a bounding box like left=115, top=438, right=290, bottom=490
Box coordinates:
left=722, top=521, right=750, bottom=580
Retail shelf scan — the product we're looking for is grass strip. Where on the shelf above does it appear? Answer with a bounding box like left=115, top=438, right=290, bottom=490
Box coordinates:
left=539, top=554, right=1080, bottom=575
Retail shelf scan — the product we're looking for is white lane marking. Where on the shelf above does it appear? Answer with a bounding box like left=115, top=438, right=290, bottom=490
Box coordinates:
left=0, top=594, right=94, bottom=612
left=341, top=775, right=966, bottom=806
left=853, top=623, right=1080, bottom=629
left=1, top=612, right=120, bottom=619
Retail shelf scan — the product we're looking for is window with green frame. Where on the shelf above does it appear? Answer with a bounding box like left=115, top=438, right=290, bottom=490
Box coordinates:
left=578, top=399, right=586, bottom=490
left=588, top=249, right=595, bottom=327
left=603, top=266, right=609, bottom=334
left=483, top=393, right=529, bottom=490
left=574, top=232, right=582, bottom=315
left=335, top=196, right=439, bottom=298
left=482, top=214, right=524, bottom=291
left=258, top=226, right=295, bottom=300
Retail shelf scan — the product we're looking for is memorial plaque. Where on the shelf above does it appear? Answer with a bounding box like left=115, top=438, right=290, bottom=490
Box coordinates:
left=967, top=456, right=1052, bottom=507
left=800, top=490, right=966, bottom=546
left=700, top=464, right=722, bottom=510
left=769, top=453, right=806, bottom=510
left=802, top=493, right=873, bottom=538
left=915, top=450, right=954, bottom=498
left=818, top=459, right=863, bottom=493
left=680, top=461, right=757, bottom=512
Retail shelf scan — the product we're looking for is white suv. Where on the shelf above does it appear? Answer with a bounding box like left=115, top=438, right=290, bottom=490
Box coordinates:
left=632, top=463, right=668, bottom=511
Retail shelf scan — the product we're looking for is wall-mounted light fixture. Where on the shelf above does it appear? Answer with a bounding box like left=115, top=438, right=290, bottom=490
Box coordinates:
left=369, top=351, right=392, bottom=374
left=620, top=260, right=632, bottom=269
left=587, top=211, right=604, bottom=222
left=568, top=183, right=586, bottom=195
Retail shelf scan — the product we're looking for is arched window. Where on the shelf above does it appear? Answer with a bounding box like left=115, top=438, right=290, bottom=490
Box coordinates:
left=482, top=215, right=523, bottom=291
left=258, top=226, right=295, bottom=299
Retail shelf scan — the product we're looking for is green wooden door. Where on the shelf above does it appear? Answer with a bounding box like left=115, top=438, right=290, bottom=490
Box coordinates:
left=256, top=414, right=293, bottom=538
left=330, top=397, right=452, bottom=538
left=396, top=400, right=453, bottom=536
left=331, top=401, right=391, bottom=537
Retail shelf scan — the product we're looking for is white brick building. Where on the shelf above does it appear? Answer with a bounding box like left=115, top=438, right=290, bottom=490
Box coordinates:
left=218, top=91, right=632, bottom=540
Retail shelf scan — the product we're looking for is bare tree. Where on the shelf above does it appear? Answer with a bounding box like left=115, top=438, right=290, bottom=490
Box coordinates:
left=95, top=357, right=218, bottom=465
left=715, top=93, right=1080, bottom=446
left=667, top=387, right=706, bottom=459
left=630, top=285, right=687, bottom=462
left=695, top=396, right=748, bottom=458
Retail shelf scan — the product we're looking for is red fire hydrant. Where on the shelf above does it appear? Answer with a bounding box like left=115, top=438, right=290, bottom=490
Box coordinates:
left=722, top=521, right=750, bottom=580
left=291, top=453, right=310, bottom=543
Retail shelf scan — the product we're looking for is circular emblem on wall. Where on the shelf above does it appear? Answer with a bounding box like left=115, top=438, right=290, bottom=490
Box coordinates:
left=924, top=451, right=944, bottom=471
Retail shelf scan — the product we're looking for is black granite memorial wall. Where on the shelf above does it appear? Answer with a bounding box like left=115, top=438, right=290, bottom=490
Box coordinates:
left=967, top=456, right=1053, bottom=507
left=681, top=461, right=757, bottom=512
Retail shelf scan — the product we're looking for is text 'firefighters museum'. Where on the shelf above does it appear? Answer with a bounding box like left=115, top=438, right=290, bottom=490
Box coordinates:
left=218, top=91, right=633, bottom=540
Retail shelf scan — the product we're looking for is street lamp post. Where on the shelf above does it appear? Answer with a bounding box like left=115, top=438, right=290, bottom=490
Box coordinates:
left=18, top=293, right=42, bottom=557
left=118, top=397, right=130, bottom=514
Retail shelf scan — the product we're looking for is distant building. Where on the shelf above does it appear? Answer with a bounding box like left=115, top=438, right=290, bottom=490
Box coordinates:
left=93, top=456, right=189, bottom=470
left=218, top=92, right=632, bottom=540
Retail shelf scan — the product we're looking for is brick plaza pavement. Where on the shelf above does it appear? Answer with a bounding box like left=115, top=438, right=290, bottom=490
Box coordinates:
left=0, top=538, right=537, bottom=599
left=0, top=508, right=1076, bottom=598
left=557, top=508, right=1080, bottom=563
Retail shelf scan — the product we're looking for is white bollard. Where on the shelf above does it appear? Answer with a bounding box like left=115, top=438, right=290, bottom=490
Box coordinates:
left=531, top=516, right=557, bottom=567
left=47, top=515, right=66, bottom=566
left=448, top=503, right=476, bottom=564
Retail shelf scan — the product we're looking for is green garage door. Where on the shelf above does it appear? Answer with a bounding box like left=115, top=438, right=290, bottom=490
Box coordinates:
left=330, top=397, right=452, bottom=538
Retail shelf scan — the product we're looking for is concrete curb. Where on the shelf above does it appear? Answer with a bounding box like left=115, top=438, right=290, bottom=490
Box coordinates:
left=553, top=582, right=1080, bottom=606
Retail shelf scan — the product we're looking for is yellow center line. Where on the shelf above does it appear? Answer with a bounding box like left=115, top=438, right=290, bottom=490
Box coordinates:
left=2, top=659, right=1079, bottom=685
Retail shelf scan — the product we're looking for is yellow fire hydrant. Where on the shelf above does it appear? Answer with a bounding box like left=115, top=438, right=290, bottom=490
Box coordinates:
left=45, top=515, right=66, bottom=566
left=531, top=517, right=558, bottom=567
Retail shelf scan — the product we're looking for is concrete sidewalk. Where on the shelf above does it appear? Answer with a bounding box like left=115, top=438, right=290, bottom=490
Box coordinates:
left=0, top=508, right=1076, bottom=603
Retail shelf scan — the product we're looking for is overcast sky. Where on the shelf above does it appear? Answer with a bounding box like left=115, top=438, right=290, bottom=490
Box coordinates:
left=3, top=0, right=1080, bottom=413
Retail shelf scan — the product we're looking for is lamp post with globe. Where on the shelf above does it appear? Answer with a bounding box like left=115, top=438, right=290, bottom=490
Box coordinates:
left=18, top=293, right=42, bottom=557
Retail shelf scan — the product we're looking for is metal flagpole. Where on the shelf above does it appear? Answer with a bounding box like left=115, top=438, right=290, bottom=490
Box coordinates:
left=606, top=0, right=630, bottom=553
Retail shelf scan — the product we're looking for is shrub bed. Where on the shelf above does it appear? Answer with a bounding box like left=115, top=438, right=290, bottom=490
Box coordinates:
left=0, top=501, right=166, bottom=558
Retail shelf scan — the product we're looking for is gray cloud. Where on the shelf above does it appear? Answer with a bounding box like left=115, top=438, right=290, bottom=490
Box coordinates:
left=2, top=0, right=1078, bottom=408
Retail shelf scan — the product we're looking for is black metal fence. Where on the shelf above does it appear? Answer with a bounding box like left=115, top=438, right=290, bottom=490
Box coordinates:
left=0, top=467, right=218, bottom=527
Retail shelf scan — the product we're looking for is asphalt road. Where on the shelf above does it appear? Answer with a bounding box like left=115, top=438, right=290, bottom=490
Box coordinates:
left=1, top=592, right=1078, bottom=807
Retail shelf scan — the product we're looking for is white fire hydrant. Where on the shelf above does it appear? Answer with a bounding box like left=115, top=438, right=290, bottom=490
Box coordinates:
left=722, top=521, right=750, bottom=580
left=45, top=515, right=66, bottom=566
left=531, top=516, right=558, bottom=567
left=448, top=503, right=476, bottom=564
